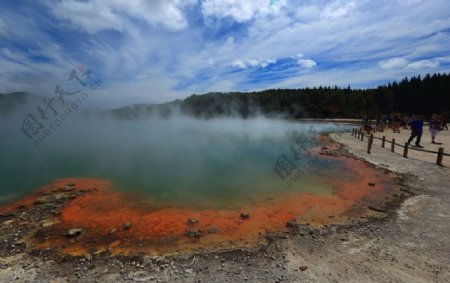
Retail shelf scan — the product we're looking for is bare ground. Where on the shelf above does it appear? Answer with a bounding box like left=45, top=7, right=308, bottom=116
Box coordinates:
left=0, top=131, right=449, bottom=282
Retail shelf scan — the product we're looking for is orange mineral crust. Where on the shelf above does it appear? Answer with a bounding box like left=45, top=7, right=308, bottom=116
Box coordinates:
left=3, top=157, right=399, bottom=257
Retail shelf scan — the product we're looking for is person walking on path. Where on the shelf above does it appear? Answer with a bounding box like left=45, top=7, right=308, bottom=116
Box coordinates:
left=442, top=115, right=448, bottom=130
left=407, top=115, right=424, bottom=148
left=429, top=114, right=441, bottom=144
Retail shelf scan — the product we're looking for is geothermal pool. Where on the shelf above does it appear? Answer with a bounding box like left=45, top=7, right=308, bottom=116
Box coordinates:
left=0, top=117, right=400, bottom=255
left=1, top=118, right=350, bottom=206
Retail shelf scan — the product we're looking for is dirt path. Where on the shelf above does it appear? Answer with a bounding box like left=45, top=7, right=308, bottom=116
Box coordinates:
left=0, top=131, right=449, bottom=282
left=362, top=125, right=450, bottom=167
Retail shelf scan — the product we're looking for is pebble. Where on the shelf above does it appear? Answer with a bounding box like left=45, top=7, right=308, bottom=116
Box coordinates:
left=240, top=212, right=250, bottom=219
left=64, top=228, right=84, bottom=238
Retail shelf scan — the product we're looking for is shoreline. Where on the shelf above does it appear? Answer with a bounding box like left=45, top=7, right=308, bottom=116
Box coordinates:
left=0, top=131, right=449, bottom=282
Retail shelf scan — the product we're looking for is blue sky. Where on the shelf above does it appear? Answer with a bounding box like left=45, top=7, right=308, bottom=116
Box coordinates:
left=1, top=0, right=450, bottom=107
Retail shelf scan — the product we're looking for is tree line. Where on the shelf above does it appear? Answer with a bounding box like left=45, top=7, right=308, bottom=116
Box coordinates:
left=113, top=72, right=450, bottom=119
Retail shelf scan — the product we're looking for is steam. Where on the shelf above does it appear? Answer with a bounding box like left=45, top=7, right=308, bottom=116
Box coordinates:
left=0, top=101, right=350, bottom=207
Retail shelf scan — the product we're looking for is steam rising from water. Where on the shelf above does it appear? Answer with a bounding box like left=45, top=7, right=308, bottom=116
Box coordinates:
left=0, top=113, right=350, bottom=206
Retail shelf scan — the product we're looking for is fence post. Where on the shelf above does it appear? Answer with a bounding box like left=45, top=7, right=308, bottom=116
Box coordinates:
left=361, top=132, right=364, bottom=141
left=437, top=148, right=444, bottom=166
left=391, top=138, right=395, bottom=152
left=403, top=143, right=409, bottom=158
left=357, top=130, right=360, bottom=139
left=382, top=136, right=385, bottom=148
left=367, top=134, right=373, bottom=154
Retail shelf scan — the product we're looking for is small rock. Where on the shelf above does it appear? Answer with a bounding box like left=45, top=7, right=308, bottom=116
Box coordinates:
left=184, top=229, right=202, bottom=238
left=61, top=186, right=75, bottom=192
left=286, top=219, right=297, bottom=228
left=3, top=220, right=14, bottom=225
left=123, top=222, right=132, bottom=230
left=84, top=253, right=92, bottom=260
left=207, top=226, right=217, bottom=234
left=64, top=228, right=84, bottom=238
left=127, top=271, right=154, bottom=282
left=240, top=212, right=250, bottom=219
left=41, top=220, right=57, bottom=228
left=186, top=218, right=198, bottom=225
left=109, top=228, right=117, bottom=235
left=299, top=265, right=308, bottom=271
left=33, top=197, right=49, bottom=205
left=184, top=269, right=193, bottom=274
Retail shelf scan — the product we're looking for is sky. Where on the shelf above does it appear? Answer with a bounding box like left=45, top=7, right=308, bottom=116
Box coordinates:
left=1, top=0, right=450, bottom=108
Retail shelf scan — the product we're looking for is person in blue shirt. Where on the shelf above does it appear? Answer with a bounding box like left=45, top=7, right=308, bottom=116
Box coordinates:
left=407, top=115, right=423, bottom=148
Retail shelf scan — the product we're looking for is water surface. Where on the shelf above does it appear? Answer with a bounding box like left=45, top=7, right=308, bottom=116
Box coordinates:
left=0, top=116, right=350, bottom=207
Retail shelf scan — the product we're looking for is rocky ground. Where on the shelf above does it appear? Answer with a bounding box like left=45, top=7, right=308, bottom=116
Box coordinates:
left=0, top=131, right=449, bottom=282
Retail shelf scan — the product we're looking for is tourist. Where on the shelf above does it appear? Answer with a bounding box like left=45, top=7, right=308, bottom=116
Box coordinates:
left=387, top=114, right=393, bottom=129
left=392, top=114, right=401, bottom=133
left=376, top=114, right=384, bottom=132
left=407, top=115, right=423, bottom=148
left=429, top=114, right=441, bottom=144
left=382, top=114, right=389, bottom=130
left=402, top=115, right=409, bottom=129
left=442, top=115, right=448, bottom=130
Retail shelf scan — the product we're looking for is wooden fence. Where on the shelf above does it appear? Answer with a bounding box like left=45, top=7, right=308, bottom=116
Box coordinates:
left=351, top=128, right=449, bottom=166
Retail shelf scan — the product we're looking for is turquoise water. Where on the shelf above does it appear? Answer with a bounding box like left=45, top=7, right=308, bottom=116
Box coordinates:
left=0, top=117, right=350, bottom=206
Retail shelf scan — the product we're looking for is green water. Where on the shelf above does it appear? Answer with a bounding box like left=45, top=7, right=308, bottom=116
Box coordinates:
left=0, top=117, right=350, bottom=207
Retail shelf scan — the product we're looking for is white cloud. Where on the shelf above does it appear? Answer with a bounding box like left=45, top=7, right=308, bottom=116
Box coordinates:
left=380, top=57, right=440, bottom=70
left=407, top=59, right=440, bottom=70
left=51, top=1, right=123, bottom=33
left=379, top=57, right=409, bottom=69
left=2, top=0, right=450, bottom=105
left=297, top=59, right=317, bottom=69
left=232, top=58, right=276, bottom=69
left=201, top=0, right=283, bottom=23
left=232, top=59, right=247, bottom=68
left=321, top=0, right=356, bottom=19
left=51, top=0, right=195, bottom=34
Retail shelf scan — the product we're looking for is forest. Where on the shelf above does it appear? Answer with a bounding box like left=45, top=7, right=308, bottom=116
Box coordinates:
left=177, top=73, right=450, bottom=119
left=49, top=72, right=443, bottom=120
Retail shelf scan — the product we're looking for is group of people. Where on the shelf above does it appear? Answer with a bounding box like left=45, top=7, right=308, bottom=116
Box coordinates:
left=407, top=114, right=446, bottom=147
left=362, top=113, right=448, bottom=148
